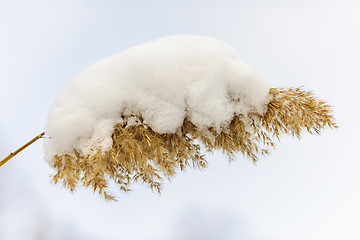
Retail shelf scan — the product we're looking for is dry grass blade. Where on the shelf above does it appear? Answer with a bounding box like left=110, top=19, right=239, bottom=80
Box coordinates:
left=51, top=87, right=337, bottom=200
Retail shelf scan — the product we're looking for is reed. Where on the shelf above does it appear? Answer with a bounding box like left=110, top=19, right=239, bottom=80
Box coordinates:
left=50, top=87, right=337, bottom=200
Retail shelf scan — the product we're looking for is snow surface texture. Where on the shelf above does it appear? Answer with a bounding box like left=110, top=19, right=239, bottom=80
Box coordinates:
left=44, top=35, right=270, bottom=164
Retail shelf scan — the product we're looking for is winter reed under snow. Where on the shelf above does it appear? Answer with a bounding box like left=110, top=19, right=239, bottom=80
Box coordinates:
left=43, top=35, right=337, bottom=200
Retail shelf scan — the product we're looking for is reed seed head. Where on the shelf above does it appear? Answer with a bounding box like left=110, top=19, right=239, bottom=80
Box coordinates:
left=51, top=87, right=337, bottom=200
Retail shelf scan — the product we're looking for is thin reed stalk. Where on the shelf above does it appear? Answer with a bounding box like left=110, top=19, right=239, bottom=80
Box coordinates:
left=0, top=132, right=45, bottom=167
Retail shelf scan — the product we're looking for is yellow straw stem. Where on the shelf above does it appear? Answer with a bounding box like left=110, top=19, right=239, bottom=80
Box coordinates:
left=0, top=132, right=45, bottom=167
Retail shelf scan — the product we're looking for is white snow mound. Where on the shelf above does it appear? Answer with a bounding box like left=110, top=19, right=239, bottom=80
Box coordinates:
left=44, top=35, right=270, bottom=163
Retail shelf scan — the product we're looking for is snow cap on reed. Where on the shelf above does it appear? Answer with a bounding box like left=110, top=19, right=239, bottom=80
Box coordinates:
left=44, top=35, right=270, bottom=163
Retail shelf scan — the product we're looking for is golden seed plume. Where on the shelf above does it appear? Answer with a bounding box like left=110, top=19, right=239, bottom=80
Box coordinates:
left=51, top=87, right=337, bottom=200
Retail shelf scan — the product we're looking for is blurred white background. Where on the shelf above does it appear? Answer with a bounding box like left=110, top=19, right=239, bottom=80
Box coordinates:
left=0, top=0, right=359, bottom=239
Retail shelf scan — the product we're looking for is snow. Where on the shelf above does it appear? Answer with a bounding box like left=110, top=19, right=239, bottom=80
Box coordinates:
left=44, top=35, right=270, bottom=163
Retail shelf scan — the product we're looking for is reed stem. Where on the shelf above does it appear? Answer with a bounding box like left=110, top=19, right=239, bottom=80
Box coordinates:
left=0, top=132, right=45, bottom=167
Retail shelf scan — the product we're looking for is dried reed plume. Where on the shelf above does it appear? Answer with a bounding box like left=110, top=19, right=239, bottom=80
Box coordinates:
left=51, top=87, right=337, bottom=200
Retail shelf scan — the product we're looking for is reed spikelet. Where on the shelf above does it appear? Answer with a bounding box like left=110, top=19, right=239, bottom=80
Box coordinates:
left=51, top=87, right=337, bottom=200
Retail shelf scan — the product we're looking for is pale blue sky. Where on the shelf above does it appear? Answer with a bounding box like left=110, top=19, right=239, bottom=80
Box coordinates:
left=1, top=1, right=360, bottom=239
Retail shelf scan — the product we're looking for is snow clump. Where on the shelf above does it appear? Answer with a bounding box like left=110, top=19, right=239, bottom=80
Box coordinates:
left=44, top=35, right=270, bottom=164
